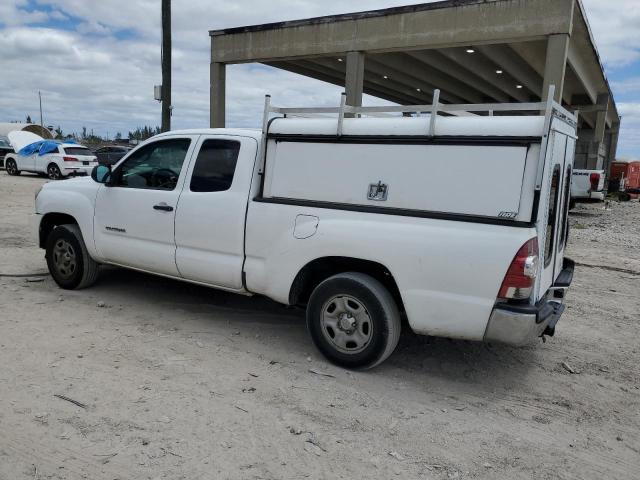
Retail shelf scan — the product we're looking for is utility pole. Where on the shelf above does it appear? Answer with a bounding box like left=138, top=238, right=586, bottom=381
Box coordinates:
left=161, top=0, right=172, bottom=132
left=39, top=91, right=43, bottom=127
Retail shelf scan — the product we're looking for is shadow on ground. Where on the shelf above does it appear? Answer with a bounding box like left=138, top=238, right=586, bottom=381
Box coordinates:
left=92, top=266, right=538, bottom=388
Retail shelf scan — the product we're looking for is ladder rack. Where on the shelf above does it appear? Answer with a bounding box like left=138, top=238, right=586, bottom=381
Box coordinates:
left=259, top=86, right=579, bottom=190
left=261, top=86, right=577, bottom=137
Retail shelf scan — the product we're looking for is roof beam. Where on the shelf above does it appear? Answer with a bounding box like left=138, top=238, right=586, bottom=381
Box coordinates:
left=211, top=0, right=574, bottom=63
left=476, top=44, right=543, bottom=98
left=304, top=58, right=437, bottom=105
left=405, top=50, right=511, bottom=102
left=362, top=57, right=464, bottom=104
left=437, top=48, right=530, bottom=102
left=378, top=53, right=484, bottom=103
left=266, top=60, right=421, bottom=105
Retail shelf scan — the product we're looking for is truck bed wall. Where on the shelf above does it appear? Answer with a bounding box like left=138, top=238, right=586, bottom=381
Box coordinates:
left=263, top=139, right=539, bottom=222
left=244, top=202, right=537, bottom=340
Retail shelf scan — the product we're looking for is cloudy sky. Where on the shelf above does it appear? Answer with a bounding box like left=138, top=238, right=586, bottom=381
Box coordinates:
left=0, top=0, right=638, bottom=157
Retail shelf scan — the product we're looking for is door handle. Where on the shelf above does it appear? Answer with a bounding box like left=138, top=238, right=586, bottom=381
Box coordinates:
left=153, top=203, right=174, bottom=212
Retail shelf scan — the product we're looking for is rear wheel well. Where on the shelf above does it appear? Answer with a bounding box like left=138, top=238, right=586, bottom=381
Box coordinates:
left=39, top=213, right=78, bottom=248
left=289, top=257, right=404, bottom=311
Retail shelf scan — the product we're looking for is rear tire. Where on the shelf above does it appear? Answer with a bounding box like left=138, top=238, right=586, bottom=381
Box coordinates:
left=46, top=224, right=99, bottom=290
left=306, top=272, right=401, bottom=369
left=47, top=163, right=62, bottom=180
left=619, top=192, right=632, bottom=202
left=5, top=159, right=20, bottom=176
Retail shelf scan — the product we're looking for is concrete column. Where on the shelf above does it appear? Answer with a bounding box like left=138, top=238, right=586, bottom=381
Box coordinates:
left=210, top=62, right=226, bottom=128
left=606, top=120, right=621, bottom=173
left=542, top=34, right=570, bottom=103
left=591, top=93, right=610, bottom=170
left=345, top=51, right=365, bottom=107
left=594, top=93, right=609, bottom=143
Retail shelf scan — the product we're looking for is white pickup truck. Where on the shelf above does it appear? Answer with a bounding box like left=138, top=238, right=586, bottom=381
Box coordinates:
left=33, top=91, right=576, bottom=369
left=570, top=169, right=606, bottom=207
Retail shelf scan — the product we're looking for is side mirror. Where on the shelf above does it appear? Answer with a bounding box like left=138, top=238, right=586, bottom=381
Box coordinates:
left=91, top=164, right=112, bottom=185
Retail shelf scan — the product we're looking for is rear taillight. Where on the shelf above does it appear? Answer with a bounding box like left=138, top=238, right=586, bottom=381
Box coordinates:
left=498, top=238, right=539, bottom=301
left=63, top=156, right=78, bottom=162
left=590, top=173, right=600, bottom=191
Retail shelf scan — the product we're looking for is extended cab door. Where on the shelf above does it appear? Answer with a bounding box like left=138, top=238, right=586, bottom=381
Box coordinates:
left=174, top=135, right=258, bottom=290
left=94, top=136, right=197, bottom=276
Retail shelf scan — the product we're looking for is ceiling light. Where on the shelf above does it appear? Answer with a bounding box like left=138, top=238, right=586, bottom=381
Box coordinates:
left=383, top=75, right=389, bottom=79
left=337, top=58, right=343, bottom=62
left=466, top=48, right=475, bottom=54
left=496, top=69, right=503, bottom=74
left=416, top=88, right=422, bottom=92
left=516, top=84, right=523, bottom=89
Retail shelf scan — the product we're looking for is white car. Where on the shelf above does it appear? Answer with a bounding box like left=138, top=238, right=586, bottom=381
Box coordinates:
left=33, top=91, right=575, bottom=369
left=5, top=132, right=98, bottom=180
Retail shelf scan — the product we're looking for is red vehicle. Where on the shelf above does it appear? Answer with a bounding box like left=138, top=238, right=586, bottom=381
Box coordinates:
left=610, top=161, right=640, bottom=200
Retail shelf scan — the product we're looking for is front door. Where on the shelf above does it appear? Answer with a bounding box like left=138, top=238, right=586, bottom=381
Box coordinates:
left=174, top=135, right=257, bottom=289
left=94, top=136, right=197, bottom=277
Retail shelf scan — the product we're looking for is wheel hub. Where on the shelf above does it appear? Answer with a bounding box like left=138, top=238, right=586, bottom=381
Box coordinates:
left=52, top=239, right=76, bottom=279
left=320, top=295, right=373, bottom=354
left=338, top=313, right=357, bottom=333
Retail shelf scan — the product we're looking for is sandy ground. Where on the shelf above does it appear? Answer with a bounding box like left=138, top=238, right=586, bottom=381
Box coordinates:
left=0, top=172, right=639, bottom=480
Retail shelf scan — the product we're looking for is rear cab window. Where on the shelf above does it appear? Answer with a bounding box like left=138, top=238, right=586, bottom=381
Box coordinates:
left=190, top=139, right=241, bottom=192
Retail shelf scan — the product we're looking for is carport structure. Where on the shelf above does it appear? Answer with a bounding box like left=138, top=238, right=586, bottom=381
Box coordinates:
left=209, top=0, right=620, bottom=171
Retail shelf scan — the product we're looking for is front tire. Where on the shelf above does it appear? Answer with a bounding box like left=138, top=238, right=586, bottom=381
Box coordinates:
left=5, top=159, right=20, bottom=176
left=306, top=272, right=401, bottom=369
left=46, top=224, right=99, bottom=290
left=47, top=163, right=62, bottom=180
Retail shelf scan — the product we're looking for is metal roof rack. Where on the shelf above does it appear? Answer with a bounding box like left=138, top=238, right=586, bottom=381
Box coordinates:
left=259, top=86, right=579, bottom=190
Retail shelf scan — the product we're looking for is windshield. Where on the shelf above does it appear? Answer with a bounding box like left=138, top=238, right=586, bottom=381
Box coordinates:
left=63, top=147, right=92, bottom=156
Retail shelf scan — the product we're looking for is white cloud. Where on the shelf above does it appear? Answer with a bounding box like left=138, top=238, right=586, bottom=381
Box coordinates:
left=612, top=77, right=640, bottom=95
left=0, top=0, right=638, bottom=158
left=616, top=103, right=640, bottom=159
left=581, top=0, right=640, bottom=68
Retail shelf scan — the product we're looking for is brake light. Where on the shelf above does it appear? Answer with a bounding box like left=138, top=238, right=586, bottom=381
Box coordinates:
left=498, top=238, right=539, bottom=300
left=63, top=156, right=78, bottom=162
left=590, top=173, right=600, bottom=191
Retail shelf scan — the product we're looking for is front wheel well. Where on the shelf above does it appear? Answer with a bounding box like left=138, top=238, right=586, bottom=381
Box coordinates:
left=39, top=213, right=78, bottom=248
left=289, top=257, right=404, bottom=311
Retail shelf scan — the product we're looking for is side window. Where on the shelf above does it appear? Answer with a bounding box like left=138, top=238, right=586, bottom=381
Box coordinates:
left=190, top=139, right=240, bottom=193
left=544, top=165, right=561, bottom=266
left=559, top=166, right=572, bottom=250
left=41, top=145, right=59, bottom=155
left=114, top=138, right=191, bottom=191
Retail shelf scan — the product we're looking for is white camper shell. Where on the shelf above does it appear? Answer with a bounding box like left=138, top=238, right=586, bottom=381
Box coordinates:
left=33, top=87, right=577, bottom=369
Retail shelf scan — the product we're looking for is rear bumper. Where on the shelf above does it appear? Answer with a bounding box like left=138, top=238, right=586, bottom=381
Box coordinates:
left=484, top=258, right=575, bottom=346
left=62, top=166, right=95, bottom=177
